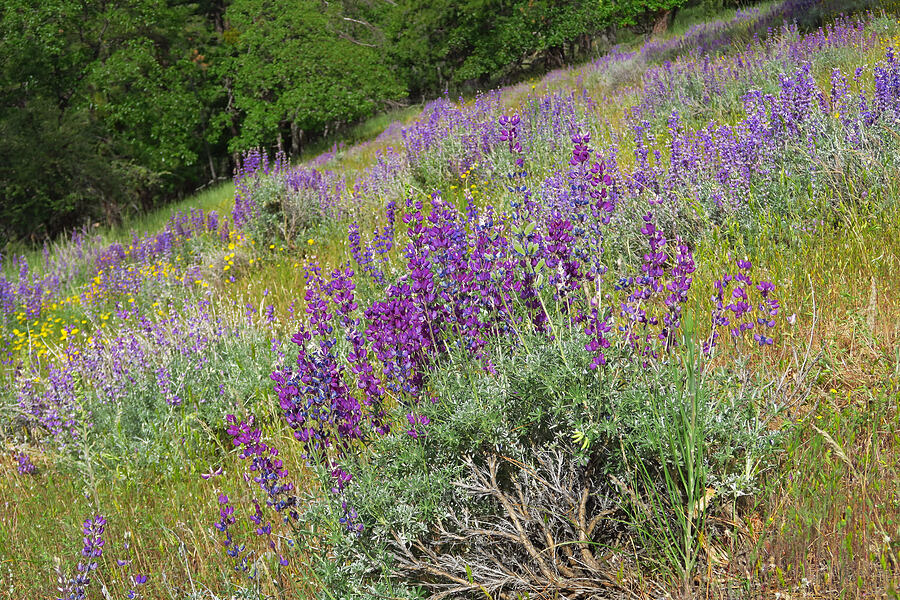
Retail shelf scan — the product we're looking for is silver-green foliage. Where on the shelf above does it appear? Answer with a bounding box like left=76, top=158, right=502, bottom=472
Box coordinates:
left=322, top=318, right=781, bottom=596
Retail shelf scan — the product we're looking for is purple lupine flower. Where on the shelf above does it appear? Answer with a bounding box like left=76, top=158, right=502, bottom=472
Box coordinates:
left=57, top=514, right=106, bottom=600
left=247, top=499, right=287, bottom=565
left=212, top=493, right=247, bottom=571
left=15, top=452, right=35, bottom=474
left=569, top=133, right=592, bottom=166
left=126, top=574, right=148, bottom=599
left=200, top=467, right=224, bottom=480
left=225, top=415, right=298, bottom=521
left=406, top=412, right=430, bottom=438
left=660, top=237, right=695, bottom=348
left=585, top=307, right=612, bottom=370
left=339, top=501, right=364, bottom=535
left=707, top=259, right=779, bottom=352
left=499, top=113, right=524, bottom=167
left=80, top=515, right=106, bottom=569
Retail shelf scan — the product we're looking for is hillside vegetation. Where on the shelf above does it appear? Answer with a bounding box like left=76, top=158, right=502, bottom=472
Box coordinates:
left=0, top=0, right=699, bottom=244
left=2, top=0, right=900, bottom=598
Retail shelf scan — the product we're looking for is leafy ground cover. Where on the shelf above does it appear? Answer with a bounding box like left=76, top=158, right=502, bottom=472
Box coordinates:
left=2, top=0, right=900, bottom=598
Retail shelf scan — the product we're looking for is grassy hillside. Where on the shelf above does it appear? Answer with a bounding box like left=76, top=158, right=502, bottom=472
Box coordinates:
left=2, top=1, right=900, bottom=598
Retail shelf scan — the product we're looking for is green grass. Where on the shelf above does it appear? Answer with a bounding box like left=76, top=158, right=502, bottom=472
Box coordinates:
left=751, top=207, right=900, bottom=596
left=3, top=3, right=900, bottom=599
left=296, top=104, right=424, bottom=164
left=112, top=182, right=237, bottom=241
left=0, top=426, right=321, bottom=600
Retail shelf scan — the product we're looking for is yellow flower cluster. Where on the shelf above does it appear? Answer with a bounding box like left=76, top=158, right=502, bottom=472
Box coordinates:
left=451, top=163, right=481, bottom=191
left=222, top=253, right=235, bottom=271
left=7, top=314, right=91, bottom=357
left=2, top=224, right=259, bottom=361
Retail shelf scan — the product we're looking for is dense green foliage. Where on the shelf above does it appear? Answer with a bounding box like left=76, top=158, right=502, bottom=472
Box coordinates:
left=0, top=0, right=222, bottom=242
left=220, top=0, right=405, bottom=154
left=1, top=0, right=712, bottom=243
left=2, top=2, right=900, bottom=598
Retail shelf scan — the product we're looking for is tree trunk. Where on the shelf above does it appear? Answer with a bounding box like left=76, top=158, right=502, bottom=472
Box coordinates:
left=224, top=76, right=241, bottom=176
left=652, top=9, right=673, bottom=38
left=291, top=121, right=303, bottom=157
left=205, top=141, right=217, bottom=181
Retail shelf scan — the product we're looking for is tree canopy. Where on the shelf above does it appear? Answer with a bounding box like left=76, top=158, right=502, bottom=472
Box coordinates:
left=220, top=0, right=405, bottom=155
left=0, top=0, right=216, bottom=240
left=1, top=0, right=700, bottom=243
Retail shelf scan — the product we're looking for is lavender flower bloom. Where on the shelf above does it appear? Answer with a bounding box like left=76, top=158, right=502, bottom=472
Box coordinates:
left=126, top=574, right=148, bottom=599
left=213, top=493, right=247, bottom=570
left=15, top=452, right=35, bottom=474
left=585, top=307, right=612, bottom=370
left=57, top=515, right=106, bottom=600
left=248, top=500, right=288, bottom=566
left=661, top=238, right=695, bottom=348
left=225, top=415, right=298, bottom=520
left=340, top=501, right=364, bottom=535
left=200, top=467, right=224, bottom=480
left=569, top=133, right=592, bottom=166
left=79, top=515, right=106, bottom=570
left=707, top=259, right=779, bottom=352
left=499, top=113, right=524, bottom=167
left=406, top=412, right=431, bottom=438
left=349, top=222, right=383, bottom=283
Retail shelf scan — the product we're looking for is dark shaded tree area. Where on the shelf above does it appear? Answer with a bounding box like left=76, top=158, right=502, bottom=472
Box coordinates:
left=0, top=0, right=222, bottom=242
left=0, top=0, right=694, bottom=244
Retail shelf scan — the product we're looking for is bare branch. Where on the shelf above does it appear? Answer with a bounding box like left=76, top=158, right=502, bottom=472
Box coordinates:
left=384, top=450, right=639, bottom=599
left=337, top=32, right=378, bottom=47
left=342, top=16, right=378, bottom=29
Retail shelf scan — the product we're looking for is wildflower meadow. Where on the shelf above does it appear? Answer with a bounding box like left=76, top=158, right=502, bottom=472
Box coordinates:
left=2, top=0, right=900, bottom=598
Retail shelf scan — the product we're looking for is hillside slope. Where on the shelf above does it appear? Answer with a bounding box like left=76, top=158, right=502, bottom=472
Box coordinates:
left=2, top=1, right=899, bottom=598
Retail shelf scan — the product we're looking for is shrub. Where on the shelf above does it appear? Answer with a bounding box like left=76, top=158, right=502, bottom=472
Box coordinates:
left=213, top=178, right=787, bottom=596
left=240, top=168, right=326, bottom=247
left=334, top=323, right=782, bottom=597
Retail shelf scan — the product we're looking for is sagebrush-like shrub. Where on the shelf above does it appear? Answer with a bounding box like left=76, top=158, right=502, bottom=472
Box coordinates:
left=330, top=323, right=782, bottom=598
